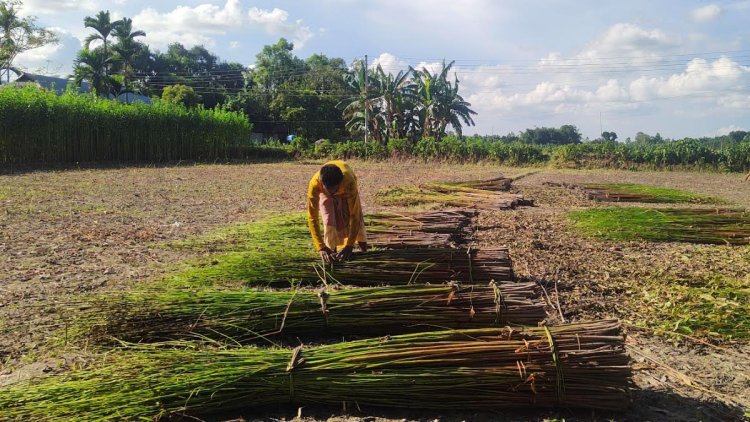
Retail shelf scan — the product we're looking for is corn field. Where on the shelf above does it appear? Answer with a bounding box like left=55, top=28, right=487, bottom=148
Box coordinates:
left=0, top=86, right=252, bottom=163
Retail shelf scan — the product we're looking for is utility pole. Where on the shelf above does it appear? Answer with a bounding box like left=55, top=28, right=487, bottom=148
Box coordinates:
left=599, top=111, right=603, bottom=138
left=364, top=54, right=368, bottom=144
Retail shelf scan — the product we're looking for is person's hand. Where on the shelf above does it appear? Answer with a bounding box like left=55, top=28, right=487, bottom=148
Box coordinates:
left=358, top=241, right=369, bottom=252
left=335, top=245, right=354, bottom=261
left=319, top=247, right=335, bottom=264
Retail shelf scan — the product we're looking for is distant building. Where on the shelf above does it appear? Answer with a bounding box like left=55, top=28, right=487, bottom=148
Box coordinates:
left=13, top=72, right=91, bottom=95
left=9, top=72, right=151, bottom=104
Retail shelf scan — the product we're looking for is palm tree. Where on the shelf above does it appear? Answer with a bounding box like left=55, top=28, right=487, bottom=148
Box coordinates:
left=112, top=18, right=146, bottom=102
left=83, top=11, right=116, bottom=77
left=73, top=48, right=119, bottom=96
left=112, top=17, right=145, bottom=43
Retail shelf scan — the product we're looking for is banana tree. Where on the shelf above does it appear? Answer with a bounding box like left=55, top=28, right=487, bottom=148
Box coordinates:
left=373, top=65, right=417, bottom=141
left=413, top=60, right=475, bottom=140
left=339, top=60, right=385, bottom=143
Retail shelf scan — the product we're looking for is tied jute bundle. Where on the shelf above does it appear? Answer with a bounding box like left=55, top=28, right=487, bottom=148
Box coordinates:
left=0, top=320, right=630, bottom=421
left=73, top=282, right=545, bottom=344
left=366, top=209, right=477, bottom=249
left=375, top=183, right=532, bottom=210
left=316, top=248, right=514, bottom=287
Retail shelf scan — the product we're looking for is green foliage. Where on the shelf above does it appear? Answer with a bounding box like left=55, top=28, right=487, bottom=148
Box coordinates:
left=161, top=84, right=201, bottom=107
left=550, top=139, right=750, bottom=171
left=165, top=213, right=316, bottom=288
left=0, top=0, right=57, bottom=77
left=582, top=183, right=725, bottom=204
left=0, top=85, right=251, bottom=163
left=601, top=131, right=617, bottom=142
left=569, top=207, right=750, bottom=244
left=570, top=207, right=750, bottom=340
left=225, top=40, right=349, bottom=140
left=146, top=43, right=245, bottom=108
left=520, top=125, right=582, bottom=145
left=294, top=137, right=550, bottom=165
left=636, top=275, right=750, bottom=341
left=341, top=59, right=476, bottom=144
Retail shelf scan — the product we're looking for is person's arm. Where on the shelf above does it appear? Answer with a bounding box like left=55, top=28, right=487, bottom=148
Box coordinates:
left=306, top=177, right=325, bottom=251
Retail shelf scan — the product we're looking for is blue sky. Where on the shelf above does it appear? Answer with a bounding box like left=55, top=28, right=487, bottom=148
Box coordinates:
left=15, top=0, right=750, bottom=139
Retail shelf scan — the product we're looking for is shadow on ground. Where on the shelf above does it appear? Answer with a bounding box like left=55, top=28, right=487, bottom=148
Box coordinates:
left=194, top=388, right=746, bottom=422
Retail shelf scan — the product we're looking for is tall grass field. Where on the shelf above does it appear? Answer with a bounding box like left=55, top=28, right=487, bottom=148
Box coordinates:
left=0, top=86, right=252, bottom=163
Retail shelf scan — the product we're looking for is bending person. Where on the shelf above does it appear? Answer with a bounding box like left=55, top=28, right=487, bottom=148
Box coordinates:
left=307, top=160, right=368, bottom=263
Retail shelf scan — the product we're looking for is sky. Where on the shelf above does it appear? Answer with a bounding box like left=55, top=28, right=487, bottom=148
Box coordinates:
left=13, top=0, right=750, bottom=139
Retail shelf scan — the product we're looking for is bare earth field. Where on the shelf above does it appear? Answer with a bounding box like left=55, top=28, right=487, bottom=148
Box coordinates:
left=1, top=162, right=749, bottom=421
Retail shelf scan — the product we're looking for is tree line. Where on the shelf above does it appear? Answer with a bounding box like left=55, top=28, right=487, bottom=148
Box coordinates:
left=3, top=1, right=748, bottom=153
left=1, top=2, right=477, bottom=143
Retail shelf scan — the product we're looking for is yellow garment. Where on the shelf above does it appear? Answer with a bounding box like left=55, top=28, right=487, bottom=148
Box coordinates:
left=306, top=160, right=366, bottom=251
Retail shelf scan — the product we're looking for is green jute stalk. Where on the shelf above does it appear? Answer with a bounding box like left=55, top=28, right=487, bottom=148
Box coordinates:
left=580, top=183, right=724, bottom=204
left=173, top=210, right=477, bottom=254
left=68, top=282, right=546, bottom=345
left=0, top=321, right=631, bottom=421
left=570, top=207, right=750, bottom=244
left=169, top=247, right=514, bottom=289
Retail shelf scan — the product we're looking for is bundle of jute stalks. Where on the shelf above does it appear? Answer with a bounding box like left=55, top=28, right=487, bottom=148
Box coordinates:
left=423, top=175, right=513, bottom=193
left=366, top=209, right=476, bottom=249
left=168, top=247, right=513, bottom=289
left=0, top=320, right=630, bottom=420
left=320, top=248, right=514, bottom=286
left=72, top=282, right=545, bottom=344
left=375, top=185, right=532, bottom=210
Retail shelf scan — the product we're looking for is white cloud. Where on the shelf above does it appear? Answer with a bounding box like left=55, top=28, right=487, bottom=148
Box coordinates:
left=414, top=61, right=445, bottom=76
left=14, top=27, right=82, bottom=77
left=132, top=1, right=313, bottom=50
left=717, top=93, right=750, bottom=109
left=369, top=53, right=447, bottom=77
left=460, top=65, right=514, bottom=93
left=629, top=57, right=750, bottom=101
left=19, top=0, right=99, bottom=15
left=229, top=41, right=240, bottom=49
left=247, top=7, right=313, bottom=49
left=691, top=4, right=723, bottom=23
left=540, top=23, right=674, bottom=67
left=370, top=53, right=408, bottom=72
left=717, top=125, right=747, bottom=135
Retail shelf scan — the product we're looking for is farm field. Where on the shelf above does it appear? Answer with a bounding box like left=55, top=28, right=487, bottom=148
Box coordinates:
left=1, top=161, right=749, bottom=421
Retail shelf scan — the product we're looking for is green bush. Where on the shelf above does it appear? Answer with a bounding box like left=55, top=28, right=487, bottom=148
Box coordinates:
left=161, top=84, right=201, bottom=108
left=0, top=86, right=251, bottom=163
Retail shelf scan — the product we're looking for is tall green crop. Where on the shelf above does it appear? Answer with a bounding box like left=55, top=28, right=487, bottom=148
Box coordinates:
left=0, top=86, right=252, bottom=163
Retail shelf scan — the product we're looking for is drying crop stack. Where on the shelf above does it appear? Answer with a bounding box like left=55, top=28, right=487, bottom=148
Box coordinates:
left=0, top=175, right=633, bottom=421
left=376, top=176, right=533, bottom=210
left=0, top=321, right=631, bottom=421
left=73, top=282, right=545, bottom=344
left=422, top=175, right=514, bottom=192
left=366, top=209, right=476, bottom=249
left=319, top=248, right=514, bottom=286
